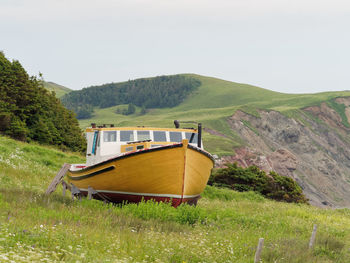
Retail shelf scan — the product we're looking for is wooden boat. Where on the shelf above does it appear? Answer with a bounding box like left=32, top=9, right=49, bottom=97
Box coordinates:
left=67, top=121, right=215, bottom=207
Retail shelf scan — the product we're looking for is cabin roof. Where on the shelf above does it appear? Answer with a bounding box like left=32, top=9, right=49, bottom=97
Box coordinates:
left=85, top=127, right=198, bottom=133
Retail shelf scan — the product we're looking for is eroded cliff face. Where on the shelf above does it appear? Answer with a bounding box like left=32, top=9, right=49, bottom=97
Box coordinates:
left=216, top=98, right=350, bottom=207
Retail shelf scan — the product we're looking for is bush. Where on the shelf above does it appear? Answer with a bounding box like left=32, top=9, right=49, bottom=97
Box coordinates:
left=209, top=163, right=308, bottom=204
left=7, top=117, right=28, bottom=141
left=0, top=112, right=12, bottom=131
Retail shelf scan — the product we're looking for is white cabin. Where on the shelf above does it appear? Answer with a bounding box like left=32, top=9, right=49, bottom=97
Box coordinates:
left=85, top=126, right=202, bottom=166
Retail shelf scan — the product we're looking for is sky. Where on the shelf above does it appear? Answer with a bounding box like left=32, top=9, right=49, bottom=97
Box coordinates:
left=1, top=0, right=350, bottom=93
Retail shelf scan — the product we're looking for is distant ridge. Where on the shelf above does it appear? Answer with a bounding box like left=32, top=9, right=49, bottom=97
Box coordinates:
left=76, top=73, right=350, bottom=129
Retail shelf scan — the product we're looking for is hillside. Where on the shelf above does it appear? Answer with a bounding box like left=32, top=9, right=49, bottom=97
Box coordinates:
left=77, top=74, right=350, bottom=131
left=43, top=81, right=71, bottom=98
left=0, top=135, right=350, bottom=262
left=61, top=75, right=200, bottom=119
left=73, top=74, right=350, bottom=208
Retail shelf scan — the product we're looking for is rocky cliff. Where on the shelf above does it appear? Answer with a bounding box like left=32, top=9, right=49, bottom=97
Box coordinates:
left=214, top=97, right=350, bottom=207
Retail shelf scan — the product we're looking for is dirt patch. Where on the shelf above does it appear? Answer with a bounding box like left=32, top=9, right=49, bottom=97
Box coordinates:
left=304, top=103, right=343, bottom=129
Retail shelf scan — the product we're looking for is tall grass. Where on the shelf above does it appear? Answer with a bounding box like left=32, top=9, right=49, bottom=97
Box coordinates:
left=1, top=136, right=350, bottom=262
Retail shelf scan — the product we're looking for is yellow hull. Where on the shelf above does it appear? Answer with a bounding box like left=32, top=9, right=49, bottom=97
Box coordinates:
left=67, top=140, right=214, bottom=206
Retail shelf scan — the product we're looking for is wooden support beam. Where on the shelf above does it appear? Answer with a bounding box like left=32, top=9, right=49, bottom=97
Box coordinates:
left=62, top=180, right=71, bottom=190
left=70, top=183, right=81, bottom=201
left=87, top=186, right=98, bottom=200
left=45, top=163, right=71, bottom=195
left=62, top=181, right=67, bottom=197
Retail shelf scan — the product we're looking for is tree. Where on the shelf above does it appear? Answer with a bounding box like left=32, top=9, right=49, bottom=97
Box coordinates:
left=140, top=105, right=147, bottom=115
left=127, top=103, right=136, bottom=115
left=0, top=52, right=85, bottom=151
left=60, top=75, right=201, bottom=116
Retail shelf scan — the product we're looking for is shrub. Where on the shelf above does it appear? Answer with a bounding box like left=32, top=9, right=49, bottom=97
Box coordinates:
left=209, top=163, right=308, bottom=204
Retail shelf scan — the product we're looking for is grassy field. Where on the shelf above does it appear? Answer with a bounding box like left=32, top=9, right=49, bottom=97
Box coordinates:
left=44, top=81, right=71, bottom=98
left=77, top=74, right=350, bottom=156
left=1, top=135, right=350, bottom=262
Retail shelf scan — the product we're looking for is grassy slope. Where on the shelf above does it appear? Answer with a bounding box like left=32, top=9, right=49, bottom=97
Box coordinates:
left=78, top=74, right=350, bottom=155
left=1, top=135, right=350, bottom=262
left=44, top=81, right=71, bottom=98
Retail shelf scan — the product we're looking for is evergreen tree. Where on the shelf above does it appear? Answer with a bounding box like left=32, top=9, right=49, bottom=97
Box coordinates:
left=0, top=52, right=85, bottom=152
left=127, top=103, right=135, bottom=115
left=61, top=75, right=201, bottom=118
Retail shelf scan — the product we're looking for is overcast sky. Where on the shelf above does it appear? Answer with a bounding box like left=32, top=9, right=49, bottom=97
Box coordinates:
left=1, top=0, right=350, bottom=93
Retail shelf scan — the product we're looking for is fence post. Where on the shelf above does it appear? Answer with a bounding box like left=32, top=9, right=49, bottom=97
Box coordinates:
left=254, top=238, right=264, bottom=263
left=309, top=224, right=317, bottom=249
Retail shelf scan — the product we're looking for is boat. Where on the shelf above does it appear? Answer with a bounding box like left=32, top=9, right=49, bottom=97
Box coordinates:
left=66, top=121, right=215, bottom=207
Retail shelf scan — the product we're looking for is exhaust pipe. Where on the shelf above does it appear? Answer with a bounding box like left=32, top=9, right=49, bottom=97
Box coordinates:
left=197, top=123, right=202, bottom=148
left=174, top=120, right=202, bottom=148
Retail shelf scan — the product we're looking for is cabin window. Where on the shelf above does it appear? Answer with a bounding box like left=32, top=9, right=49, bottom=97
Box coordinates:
left=125, top=146, right=134, bottom=152
left=169, top=132, right=182, bottom=142
left=137, top=130, right=150, bottom=141
left=185, top=132, right=198, bottom=144
left=120, top=131, right=134, bottom=142
left=153, top=131, right=166, bottom=141
left=103, top=131, right=117, bottom=142
left=92, top=131, right=98, bottom=154
left=136, top=145, right=144, bottom=150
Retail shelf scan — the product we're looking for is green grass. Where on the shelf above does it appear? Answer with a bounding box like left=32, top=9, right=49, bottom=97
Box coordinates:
left=1, top=135, right=350, bottom=262
left=44, top=81, right=71, bottom=98
left=242, top=120, right=260, bottom=136
left=77, top=74, right=350, bottom=156
left=203, top=133, right=240, bottom=156
left=327, top=99, right=350, bottom=128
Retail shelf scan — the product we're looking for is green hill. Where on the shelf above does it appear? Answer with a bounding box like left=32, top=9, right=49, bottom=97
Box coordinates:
left=61, top=75, right=200, bottom=119
left=0, top=135, right=350, bottom=262
left=75, top=74, right=350, bottom=156
left=43, top=81, right=71, bottom=98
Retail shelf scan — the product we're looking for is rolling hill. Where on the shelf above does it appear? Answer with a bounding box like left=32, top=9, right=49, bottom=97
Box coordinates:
left=74, top=74, right=350, bottom=155
left=67, top=74, right=350, bottom=208
left=75, top=74, right=350, bottom=129
left=43, top=81, right=71, bottom=98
